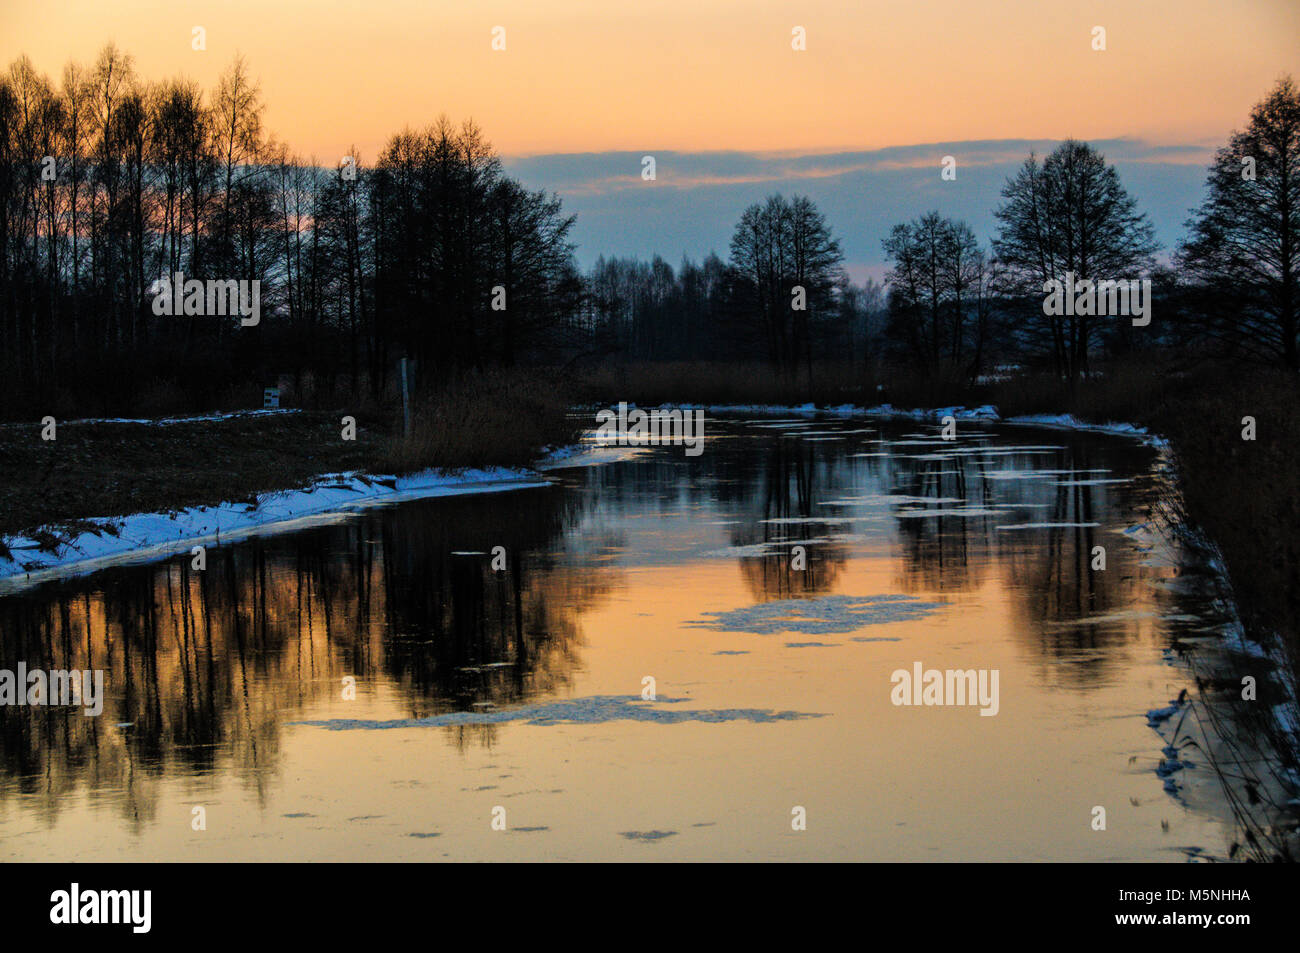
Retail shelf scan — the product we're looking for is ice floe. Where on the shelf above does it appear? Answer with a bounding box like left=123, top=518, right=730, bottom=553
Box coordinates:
left=686, top=593, right=943, bottom=635
left=293, top=694, right=826, bottom=728
left=995, top=521, right=1102, bottom=531
left=619, top=830, right=678, bottom=841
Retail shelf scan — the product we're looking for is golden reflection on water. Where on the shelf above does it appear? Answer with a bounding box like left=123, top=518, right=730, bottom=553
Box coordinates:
left=0, top=417, right=1236, bottom=860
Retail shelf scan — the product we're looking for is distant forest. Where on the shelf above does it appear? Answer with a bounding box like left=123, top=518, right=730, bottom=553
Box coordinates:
left=1, top=45, right=1296, bottom=416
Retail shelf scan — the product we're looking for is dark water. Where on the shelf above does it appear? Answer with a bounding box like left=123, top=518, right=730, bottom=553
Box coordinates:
left=0, top=413, right=1255, bottom=860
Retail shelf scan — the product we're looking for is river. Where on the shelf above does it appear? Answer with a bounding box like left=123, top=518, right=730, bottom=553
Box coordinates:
left=0, top=411, right=1266, bottom=860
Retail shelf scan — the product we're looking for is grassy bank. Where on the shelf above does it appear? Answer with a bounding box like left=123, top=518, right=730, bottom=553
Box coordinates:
left=0, top=369, right=579, bottom=543
left=374, top=369, right=578, bottom=474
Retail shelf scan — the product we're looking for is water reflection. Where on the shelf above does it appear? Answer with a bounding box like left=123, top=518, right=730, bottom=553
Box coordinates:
left=0, top=487, right=606, bottom=823
left=0, top=413, right=1264, bottom=859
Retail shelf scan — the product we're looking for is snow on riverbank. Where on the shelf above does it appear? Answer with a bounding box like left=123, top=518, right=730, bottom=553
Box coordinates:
left=0, top=403, right=1169, bottom=590
left=996, top=412, right=1169, bottom=448
left=0, top=465, right=555, bottom=592
left=0, top=429, right=670, bottom=592
left=0, top=407, right=302, bottom=429
left=693, top=401, right=1169, bottom=447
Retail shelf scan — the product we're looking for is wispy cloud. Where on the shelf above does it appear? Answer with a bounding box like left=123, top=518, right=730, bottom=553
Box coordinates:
left=503, top=138, right=1213, bottom=274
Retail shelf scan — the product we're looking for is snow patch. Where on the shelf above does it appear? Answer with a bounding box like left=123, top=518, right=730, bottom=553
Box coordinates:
left=0, top=466, right=554, bottom=592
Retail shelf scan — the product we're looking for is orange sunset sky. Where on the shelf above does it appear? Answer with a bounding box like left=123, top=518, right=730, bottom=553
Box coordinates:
left=2, top=0, right=1297, bottom=161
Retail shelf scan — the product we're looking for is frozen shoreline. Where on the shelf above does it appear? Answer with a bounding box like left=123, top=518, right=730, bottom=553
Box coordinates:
left=1, top=403, right=1164, bottom=592
left=0, top=465, right=564, bottom=593
left=0, top=433, right=658, bottom=592
left=0, top=407, right=302, bottom=429
left=0, top=429, right=664, bottom=593
left=690, top=401, right=1169, bottom=447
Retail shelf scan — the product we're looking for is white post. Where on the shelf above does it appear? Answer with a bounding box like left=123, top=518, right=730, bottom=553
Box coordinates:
left=400, top=358, right=410, bottom=438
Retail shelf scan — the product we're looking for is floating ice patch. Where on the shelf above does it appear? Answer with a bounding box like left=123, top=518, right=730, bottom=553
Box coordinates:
left=818, top=495, right=965, bottom=506
left=701, top=536, right=847, bottom=558
left=995, top=522, right=1102, bottom=531
left=292, top=695, right=825, bottom=729
left=1122, top=524, right=1156, bottom=543
left=895, top=507, right=1008, bottom=519
left=759, top=516, right=856, bottom=525
left=687, top=593, right=942, bottom=635
left=1051, top=478, right=1131, bottom=487
left=946, top=445, right=1065, bottom=455
left=1043, top=469, right=1112, bottom=474
left=619, top=830, right=678, bottom=841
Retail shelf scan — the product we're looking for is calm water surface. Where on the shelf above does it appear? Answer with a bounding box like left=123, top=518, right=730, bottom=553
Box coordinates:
left=0, top=413, right=1245, bottom=860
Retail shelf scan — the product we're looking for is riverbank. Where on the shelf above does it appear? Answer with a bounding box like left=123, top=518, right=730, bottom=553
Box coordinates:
left=0, top=370, right=583, bottom=584
left=0, top=370, right=579, bottom=539
left=0, top=464, right=562, bottom=591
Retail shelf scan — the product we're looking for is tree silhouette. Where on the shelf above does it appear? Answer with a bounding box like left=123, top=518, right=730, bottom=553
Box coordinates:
left=993, top=140, right=1156, bottom=380
left=1180, top=76, right=1300, bottom=369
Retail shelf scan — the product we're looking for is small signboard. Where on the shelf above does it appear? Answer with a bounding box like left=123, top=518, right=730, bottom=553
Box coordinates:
left=264, top=387, right=280, bottom=409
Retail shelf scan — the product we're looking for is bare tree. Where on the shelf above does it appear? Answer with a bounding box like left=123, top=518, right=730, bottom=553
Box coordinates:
left=728, top=193, right=843, bottom=378
left=1180, top=76, right=1300, bottom=369
left=210, top=54, right=262, bottom=277
left=883, top=212, right=994, bottom=380
left=993, top=140, right=1156, bottom=379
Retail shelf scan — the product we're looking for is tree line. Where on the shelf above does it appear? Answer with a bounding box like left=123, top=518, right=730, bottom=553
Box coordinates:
left=0, top=45, right=582, bottom=416
left=1, top=44, right=1295, bottom=416
left=579, top=77, right=1298, bottom=388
